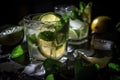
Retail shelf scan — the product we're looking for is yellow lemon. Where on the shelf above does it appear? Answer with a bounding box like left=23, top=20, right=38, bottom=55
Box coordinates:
left=91, top=16, right=112, bottom=33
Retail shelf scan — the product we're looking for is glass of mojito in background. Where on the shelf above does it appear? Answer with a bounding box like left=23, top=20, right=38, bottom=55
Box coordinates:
left=23, top=12, right=69, bottom=63
left=54, top=2, right=92, bottom=45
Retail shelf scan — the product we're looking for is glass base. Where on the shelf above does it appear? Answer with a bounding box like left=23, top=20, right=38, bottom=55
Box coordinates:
left=68, top=38, right=88, bottom=45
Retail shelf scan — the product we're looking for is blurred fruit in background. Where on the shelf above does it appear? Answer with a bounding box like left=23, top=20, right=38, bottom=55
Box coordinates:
left=91, top=16, right=112, bottom=33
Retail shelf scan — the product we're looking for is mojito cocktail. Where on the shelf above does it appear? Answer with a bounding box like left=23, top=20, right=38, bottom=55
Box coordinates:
left=24, top=12, right=69, bottom=63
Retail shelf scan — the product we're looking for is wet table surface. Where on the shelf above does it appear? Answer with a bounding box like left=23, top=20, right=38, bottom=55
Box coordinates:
left=0, top=35, right=120, bottom=80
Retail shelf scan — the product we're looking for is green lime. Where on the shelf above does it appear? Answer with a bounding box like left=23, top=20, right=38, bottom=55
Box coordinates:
left=37, top=39, right=66, bottom=59
left=0, top=25, right=24, bottom=46
left=10, top=45, right=24, bottom=59
left=69, top=28, right=78, bottom=39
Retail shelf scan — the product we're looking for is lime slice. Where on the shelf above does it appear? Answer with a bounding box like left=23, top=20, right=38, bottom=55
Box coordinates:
left=38, top=12, right=60, bottom=22
left=10, top=45, right=24, bottom=59
left=0, top=26, right=24, bottom=46
left=37, top=39, right=65, bottom=59
left=69, top=28, right=78, bottom=39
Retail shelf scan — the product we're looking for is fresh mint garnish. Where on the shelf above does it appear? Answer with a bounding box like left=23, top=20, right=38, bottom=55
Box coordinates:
left=79, top=1, right=86, bottom=13
left=45, top=74, right=55, bottom=80
left=55, top=21, right=63, bottom=31
left=108, top=63, right=120, bottom=72
left=39, top=31, right=56, bottom=41
left=43, top=58, right=62, bottom=74
left=61, top=13, right=69, bottom=23
left=28, top=34, right=37, bottom=44
left=69, top=10, right=77, bottom=20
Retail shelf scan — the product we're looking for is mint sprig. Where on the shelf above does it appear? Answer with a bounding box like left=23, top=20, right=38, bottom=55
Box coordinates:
left=45, top=74, right=55, bottom=80
left=61, top=13, right=69, bottom=23
left=79, top=1, right=86, bottom=13
left=39, top=31, right=56, bottom=41
left=108, top=63, right=120, bottom=72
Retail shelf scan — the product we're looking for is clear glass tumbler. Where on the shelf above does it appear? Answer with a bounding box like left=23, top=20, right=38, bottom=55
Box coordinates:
left=54, top=3, right=92, bottom=45
left=23, top=13, right=69, bottom=63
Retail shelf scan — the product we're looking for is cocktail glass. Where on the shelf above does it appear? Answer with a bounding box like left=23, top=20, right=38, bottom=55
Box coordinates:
left=54, top=2, right=92, bottom=45
left=23, top=13, right=69, bottom=63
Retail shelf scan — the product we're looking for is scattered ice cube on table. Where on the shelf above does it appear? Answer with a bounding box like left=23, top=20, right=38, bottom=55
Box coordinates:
left=93, top=39, right=114, bottom=50
left=23, top=63, right=45, bottom=76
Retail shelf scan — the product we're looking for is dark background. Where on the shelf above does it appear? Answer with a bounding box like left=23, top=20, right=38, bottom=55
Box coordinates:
left=0, top=0, right=120, bottom=26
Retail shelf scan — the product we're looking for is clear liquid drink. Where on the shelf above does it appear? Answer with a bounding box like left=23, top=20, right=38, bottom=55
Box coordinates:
left=23, top=12, right=69, bottom=63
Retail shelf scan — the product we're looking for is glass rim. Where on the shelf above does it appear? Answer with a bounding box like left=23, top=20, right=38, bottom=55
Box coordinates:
left=23, top=13, right=62, bottom=24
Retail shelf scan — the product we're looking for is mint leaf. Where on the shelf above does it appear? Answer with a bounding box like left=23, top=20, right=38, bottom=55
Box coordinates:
left=45, top=74, right=55, bottom=80
left=74, top=59, right=97, bottom=80
left=43, top=58, right=62, bottom=74
left=28, top=34, right=37, bottom=44
left=55, top=21, right=63, bottom=31
left=108, top=63, right=120, bottom=72
left=61, top=13, right=69, bottom=23
left=69, top=10, right=77, bottom=20
left=39, top=31, right=56, bottom=41
left=79, top=1, right=86, bottom=13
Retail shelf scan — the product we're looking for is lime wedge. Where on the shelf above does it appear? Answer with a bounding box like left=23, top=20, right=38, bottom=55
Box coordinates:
left=0, top=26, right=24, bottom=46
left=69, top=28, right=78, bottom=39
left=37, top=39, right=65, bottom=59
left=10, top=45, right=24, bottom=59
left=38, top=12, right=60, bottom=22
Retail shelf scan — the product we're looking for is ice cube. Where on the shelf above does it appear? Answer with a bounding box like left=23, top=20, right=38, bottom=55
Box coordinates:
left=54, top=5, right=75, bottom=16
left=23, top=63, right=45, bottom=76
left=28, top=29, right=38, bottom=34
left=24, top=64, right=37, bottom=74
left=69, top=19, right=85, bottom=30
left=93, top=39, right=114, bottom=50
